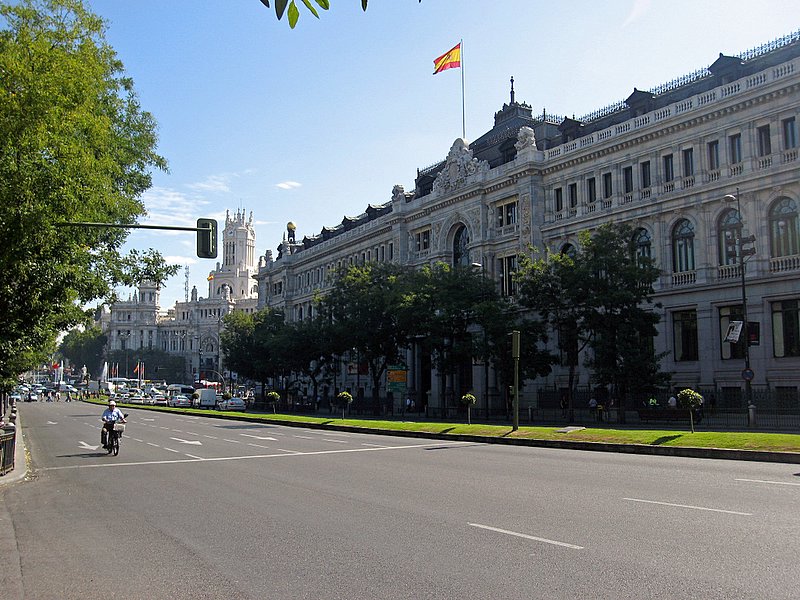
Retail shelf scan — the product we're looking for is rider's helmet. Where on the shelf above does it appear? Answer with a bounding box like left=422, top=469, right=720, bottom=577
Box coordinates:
left=108, top=400, right=116, bottom=407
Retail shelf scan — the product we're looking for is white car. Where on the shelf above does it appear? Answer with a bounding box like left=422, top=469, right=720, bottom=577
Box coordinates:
left=168, top=395, right=192, bottom=408
left=216, top=397, right=246, bottom=411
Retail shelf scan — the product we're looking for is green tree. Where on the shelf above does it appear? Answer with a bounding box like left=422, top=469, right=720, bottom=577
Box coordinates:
left=274, top=314, right=337, bottom=407
left=517, top=248, right=593, bottom=421
left=58, top=326, right=107, bottom=379
left=321, top=263, right=417, bottom=412
left=220, top=308, right=287, bottom=396
left=0, top=0, right=174, bottom=386
left=518, top=223, right=667, bottom=422
left=580, top=224, right=668, bottom=416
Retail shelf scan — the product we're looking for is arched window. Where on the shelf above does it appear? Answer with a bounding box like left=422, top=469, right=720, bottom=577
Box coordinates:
left=633, top=228, right=652, bottom=260
left=560, top=243, right=576, bottom=258
left=672, top=219, right=695, bottom=272
left=453, top=225, right=470, bottom=266
left=769, top=197, right=800, bottom=257
left=718, top=209, right=742, bottom=266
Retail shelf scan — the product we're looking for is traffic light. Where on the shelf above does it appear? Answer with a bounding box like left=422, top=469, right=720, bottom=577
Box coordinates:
left=196, top=218, right=218, bottom=259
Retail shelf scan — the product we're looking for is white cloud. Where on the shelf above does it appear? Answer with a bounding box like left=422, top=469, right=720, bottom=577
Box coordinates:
left=186, top=174, right=232, bottom=193
left=164, top=255, right=197, bottom=266
left=140, top=187, right=206, bottom=231
left=275, top=181, right=302, bottom=190
left=622, top=0, right=650, bottom=28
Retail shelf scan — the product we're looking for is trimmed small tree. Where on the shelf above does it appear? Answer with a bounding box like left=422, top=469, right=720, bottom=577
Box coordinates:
left=677, top=388, right=703, bottom=433
left=461, top=392, right=477, bottom=425
left=266, top=390, right=280, bottom=413
left=337, top=391, right=353, bottom=420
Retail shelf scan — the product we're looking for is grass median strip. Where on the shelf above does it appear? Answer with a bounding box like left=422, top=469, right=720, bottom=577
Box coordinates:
left=82, top=399, right=800, bottom=454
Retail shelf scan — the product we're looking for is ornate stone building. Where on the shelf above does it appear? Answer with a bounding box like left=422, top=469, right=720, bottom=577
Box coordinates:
left=104, top=209, right=261, bottom=385
left=255, top=32, right=800, bottom=412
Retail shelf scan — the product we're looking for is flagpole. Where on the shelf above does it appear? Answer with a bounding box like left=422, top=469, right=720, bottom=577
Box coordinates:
left=460, top=38, right=465, bottom=139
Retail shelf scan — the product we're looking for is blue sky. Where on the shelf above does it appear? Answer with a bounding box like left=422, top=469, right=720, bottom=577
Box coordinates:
left=84, top=0, right=799, bottom=308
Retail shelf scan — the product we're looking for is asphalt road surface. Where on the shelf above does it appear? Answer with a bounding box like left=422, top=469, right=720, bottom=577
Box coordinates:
left=2, top=402, right=799, bottom=599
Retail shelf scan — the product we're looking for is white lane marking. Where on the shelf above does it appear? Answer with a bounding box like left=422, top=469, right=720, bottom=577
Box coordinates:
left=293, top=435, right=313, bottom=440
left=164, top=448, right=180, bottom=454
left=186, top=431, right=199, bottom=436
left=132, top=438, right=144, bottom=443
left=142, top=418, right=155, bottom=422
left=47, top=421, right=58, bottom=425
left=184, top=453, right=204, bottom=460
left=170, top=437, right=202, bottom=446
left=159, top=426, right=169, bottom=430
left=247, top=443, right=271, bottom=449
left=171, top=429, right=184, bottom=433
left=79, top=441, right=100, bottom=450
left=623, top=498, right=752, bottom=516
left=203, top=435, right=218, bottom=440
left=735, top=478, right=800, bottom=487
left=240, top=434, right=277, bottom=441
left=147, top=442, right=159, bottom=447
left=362, top=443, right=392, bottom=448
left=322, top=439, right=348, bottom=444
left=468, top=523, right=583, bottom=550
left=223, top=439, right=241, bottom=444
left=41, top=441, right=474, bottom=471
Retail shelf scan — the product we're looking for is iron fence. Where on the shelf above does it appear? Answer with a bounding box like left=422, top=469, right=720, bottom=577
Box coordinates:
left=1, top=427, right=15, bottom=476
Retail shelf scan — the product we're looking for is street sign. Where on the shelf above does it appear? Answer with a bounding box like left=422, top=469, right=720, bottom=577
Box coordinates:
left=741, top=368, right=755, bottom=381
left=724, top=321, right=742, bottom=343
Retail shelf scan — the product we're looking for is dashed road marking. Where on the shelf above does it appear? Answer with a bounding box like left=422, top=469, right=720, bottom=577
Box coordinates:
left=468, top=523, right=583, bottom=550
left=623, top=497, right=752, bottom=516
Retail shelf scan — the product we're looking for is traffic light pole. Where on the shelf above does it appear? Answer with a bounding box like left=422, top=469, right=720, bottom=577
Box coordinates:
left=59, top=219, right=218, bottom=259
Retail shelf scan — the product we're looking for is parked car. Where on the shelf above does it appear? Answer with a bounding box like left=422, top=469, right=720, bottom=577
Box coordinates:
left=216, top=396, right=246, bottom=411
left=152, top=395, right=168, bottom=406
left=168, top=394, right=192, bottom=408
left=128, top=395, right=145, bottom=405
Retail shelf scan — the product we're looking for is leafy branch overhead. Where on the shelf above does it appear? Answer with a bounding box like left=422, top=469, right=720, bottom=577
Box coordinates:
left=259, top=0, right=420, bottom=29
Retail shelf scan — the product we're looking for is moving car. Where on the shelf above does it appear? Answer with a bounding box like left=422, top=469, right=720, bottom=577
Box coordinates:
left=216, top=396, right=246, bottom=411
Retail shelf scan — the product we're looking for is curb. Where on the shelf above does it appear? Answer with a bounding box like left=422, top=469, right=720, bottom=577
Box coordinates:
left=84, top=400, right=800, bottom=465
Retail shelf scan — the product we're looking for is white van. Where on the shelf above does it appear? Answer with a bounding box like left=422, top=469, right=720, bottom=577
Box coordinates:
left=193, top=388, right=218, bottom=408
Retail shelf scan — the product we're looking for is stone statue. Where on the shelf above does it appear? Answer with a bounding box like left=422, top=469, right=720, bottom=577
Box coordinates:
left=515, top=126, right=537, bottom=152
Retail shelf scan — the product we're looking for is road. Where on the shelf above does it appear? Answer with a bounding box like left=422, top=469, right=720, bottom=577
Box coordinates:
left=2, top=402, right=799, bottom=599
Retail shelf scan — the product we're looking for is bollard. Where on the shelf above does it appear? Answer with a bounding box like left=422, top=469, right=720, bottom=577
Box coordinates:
left=748, top=404, right=757, bottom=427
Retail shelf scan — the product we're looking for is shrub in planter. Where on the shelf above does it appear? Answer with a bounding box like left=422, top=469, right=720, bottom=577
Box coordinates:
left=266, top=390, right=280, bottom=413
left=461, top=393, right=477, bottom=424
left=677, top=388, right=703, bottom=433
left=337, top=391, right=353, bottom=419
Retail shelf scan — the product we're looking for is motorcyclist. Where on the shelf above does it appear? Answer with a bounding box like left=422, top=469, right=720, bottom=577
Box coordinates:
left=101, top=400, right=126, bottom=448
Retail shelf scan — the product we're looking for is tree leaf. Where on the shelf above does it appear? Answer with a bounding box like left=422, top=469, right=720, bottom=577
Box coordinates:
left=288, top=1, right=300, bottom=27
left=362, top=0, right=368, bottom=11
left=301, top=0, right=320, bottom=18
left=315, top=0, right=331, bottom=9
left=274, top=0, right=288, bottom=19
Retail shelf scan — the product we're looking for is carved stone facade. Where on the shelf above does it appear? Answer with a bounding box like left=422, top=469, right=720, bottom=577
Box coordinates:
left=254, top=33, right=800, bottom=411
left=104, top=209, right=260, bottom=385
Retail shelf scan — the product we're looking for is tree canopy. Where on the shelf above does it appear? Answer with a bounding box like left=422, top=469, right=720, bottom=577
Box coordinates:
left=0, top=0, right=175, bottom=386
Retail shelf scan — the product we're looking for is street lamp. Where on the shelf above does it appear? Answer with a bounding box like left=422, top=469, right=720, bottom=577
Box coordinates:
left=723, top=190, right=757, bottom=423
left=471, top=262, right=490, bottom=418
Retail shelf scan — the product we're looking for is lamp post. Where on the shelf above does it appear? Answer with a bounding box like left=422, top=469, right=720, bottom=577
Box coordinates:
left=471, top=262, right=491, bottom=419
left=723, top=190, right=756, bottom=423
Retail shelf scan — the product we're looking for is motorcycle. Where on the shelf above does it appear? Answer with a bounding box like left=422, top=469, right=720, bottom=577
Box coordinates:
left=101, top=414, right=128, bottom=456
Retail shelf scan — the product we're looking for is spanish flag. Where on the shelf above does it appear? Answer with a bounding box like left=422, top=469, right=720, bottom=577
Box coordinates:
left=433, top=43, right=461, bottom=75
